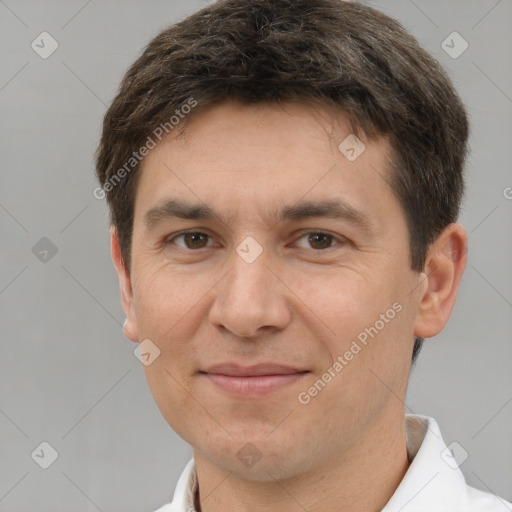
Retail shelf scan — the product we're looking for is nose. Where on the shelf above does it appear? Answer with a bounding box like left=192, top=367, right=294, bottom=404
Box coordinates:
left=208, top=246, right=291, bottom=338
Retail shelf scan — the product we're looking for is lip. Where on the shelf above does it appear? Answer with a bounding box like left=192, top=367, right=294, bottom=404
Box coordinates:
left=203, top=363, right=307, bottom=377
left=200, top=363, right=310, bottom=397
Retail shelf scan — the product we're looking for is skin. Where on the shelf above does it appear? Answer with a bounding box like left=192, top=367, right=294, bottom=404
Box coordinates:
left=111, top=100, right=467, bottom=512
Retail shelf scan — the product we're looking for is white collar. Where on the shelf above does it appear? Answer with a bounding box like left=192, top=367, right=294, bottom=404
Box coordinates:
left=155, top=414, right=511, bottom=512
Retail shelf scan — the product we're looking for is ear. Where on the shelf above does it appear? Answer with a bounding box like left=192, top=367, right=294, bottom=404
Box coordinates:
left=111, top=227, right=139, bottom=343
left=413, top=223, right=468, bottom=339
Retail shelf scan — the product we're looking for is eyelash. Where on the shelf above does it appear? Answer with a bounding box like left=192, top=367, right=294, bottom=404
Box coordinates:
left=165, top=230, right=347, bottom=252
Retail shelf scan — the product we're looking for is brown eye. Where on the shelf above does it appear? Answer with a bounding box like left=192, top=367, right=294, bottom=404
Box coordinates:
left=308, top=233, right=334, bottom=249
left=171, top=232, right=212, bottom=249
left=295, top=232, right=341, bottom=250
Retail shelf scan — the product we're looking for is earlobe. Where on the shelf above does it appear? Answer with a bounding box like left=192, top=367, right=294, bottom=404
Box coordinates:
left=122, top=318, right=139, bottom=343
left=413, top=223, right=467, bottom=339
left=111, top=228, right=139, bottom=343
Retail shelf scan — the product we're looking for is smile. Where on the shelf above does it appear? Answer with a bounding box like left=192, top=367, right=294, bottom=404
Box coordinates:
left=200, top=363, right=310, bottom=397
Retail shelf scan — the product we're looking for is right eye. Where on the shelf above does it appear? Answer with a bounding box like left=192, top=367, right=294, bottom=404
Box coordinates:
left=167, top=231, right=216, bottom=250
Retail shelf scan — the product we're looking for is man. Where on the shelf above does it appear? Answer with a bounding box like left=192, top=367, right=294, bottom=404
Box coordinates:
left=95, top=0, right=511, bottom=510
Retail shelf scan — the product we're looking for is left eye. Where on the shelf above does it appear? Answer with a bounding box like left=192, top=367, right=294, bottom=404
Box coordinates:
left=294, top=232, right=344, bottom=250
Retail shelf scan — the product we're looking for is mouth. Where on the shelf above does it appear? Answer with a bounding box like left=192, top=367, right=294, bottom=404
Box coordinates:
left=199, top=363, right=310, bottom=397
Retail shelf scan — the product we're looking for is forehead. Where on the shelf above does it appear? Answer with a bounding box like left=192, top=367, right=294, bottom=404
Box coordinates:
left=133, top=100, right=398, bottom=230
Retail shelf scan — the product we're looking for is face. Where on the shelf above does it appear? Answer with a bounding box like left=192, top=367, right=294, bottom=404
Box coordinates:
left=113, top=100, right=458, bottom=481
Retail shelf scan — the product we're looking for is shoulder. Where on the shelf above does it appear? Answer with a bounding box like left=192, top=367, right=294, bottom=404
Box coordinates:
left=464, top=484, right=512, bottom=512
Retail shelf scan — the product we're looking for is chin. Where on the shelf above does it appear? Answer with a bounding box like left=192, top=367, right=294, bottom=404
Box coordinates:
left=197, top=431, right=317, bottom=482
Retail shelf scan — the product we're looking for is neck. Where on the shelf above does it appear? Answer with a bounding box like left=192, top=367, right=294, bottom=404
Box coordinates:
left=193, top=410, right=410, bottom=512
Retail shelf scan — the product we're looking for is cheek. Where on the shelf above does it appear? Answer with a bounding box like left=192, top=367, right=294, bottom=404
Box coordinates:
left=297, top=268, right=410, bottom=394
left=141, top=360, right=196, bottom=443
left=290, top=266, right=396, bottom=344
left=299, top=305, right=409, bottom=442
left=132, top=263, right=208, bottom=341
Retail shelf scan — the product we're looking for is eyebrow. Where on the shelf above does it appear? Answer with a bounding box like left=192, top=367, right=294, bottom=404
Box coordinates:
left=143, top=198, right=374, bottom=234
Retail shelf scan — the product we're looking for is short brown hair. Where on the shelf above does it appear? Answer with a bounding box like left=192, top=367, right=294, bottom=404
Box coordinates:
left=95, top=0, right=469, bottom=362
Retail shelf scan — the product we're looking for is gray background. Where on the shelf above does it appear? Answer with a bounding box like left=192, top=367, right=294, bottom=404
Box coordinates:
left=0, top=0, right=511, bottom=510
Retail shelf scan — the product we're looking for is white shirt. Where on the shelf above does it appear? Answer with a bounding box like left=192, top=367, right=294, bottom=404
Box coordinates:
left=154, top=414, right=512, bottom=512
